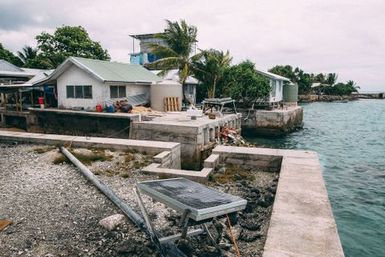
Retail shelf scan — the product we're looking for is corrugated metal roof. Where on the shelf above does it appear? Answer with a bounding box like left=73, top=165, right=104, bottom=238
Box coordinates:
left=71, top=57, right=161, bottom=83
left=0, top=59, right=23, bottom=72
left=0, top=60, right=48, bottom=79
left=151, top=69, right=199, bottom=84
left=255, top=69, right=291, bottom=82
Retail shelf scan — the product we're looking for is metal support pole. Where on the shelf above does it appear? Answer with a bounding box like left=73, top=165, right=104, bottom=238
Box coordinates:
left=60, top=147, right=146, bottom=229
left=59, top=147, right=186, bottom=257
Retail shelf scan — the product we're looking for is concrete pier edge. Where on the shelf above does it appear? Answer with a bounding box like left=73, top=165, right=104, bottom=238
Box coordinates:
left=0, top=131, right=344, bottom=256
left=212, top=145, right=345, bottom=257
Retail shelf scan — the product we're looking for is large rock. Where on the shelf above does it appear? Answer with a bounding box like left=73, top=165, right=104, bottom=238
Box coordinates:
left=98, top=214, right=126, bottom=231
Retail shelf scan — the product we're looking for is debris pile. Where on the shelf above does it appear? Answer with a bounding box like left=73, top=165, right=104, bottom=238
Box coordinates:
left=219, top=126, right=255, bottom=147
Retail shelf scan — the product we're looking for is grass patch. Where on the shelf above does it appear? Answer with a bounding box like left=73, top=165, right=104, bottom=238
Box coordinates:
left=33, top=146, right=56, bottom=154
left=210, top=165, right=255, bottom=183
left=52, top=149, right=113, bottom=165
left=124, top=153, right=135, bottom=163
left=73, top=152, right=112, bottom=165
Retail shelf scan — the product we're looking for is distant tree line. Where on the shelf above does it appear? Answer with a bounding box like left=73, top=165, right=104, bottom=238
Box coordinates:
left=0, top=26, right=109, bottom=69
left=268, top=65, right=359, bottom=96
left=1, top=21, right=358, bottom=105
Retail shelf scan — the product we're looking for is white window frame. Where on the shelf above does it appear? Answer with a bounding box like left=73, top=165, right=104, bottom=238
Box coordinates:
left=110, top=85, right=126, bottom=99
left=66, top=85, right=92, bottom=99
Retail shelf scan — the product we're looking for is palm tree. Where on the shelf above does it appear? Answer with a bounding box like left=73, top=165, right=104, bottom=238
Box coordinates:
left=346, top=80, right=360, bottom=92
left=146, top=20, right=199, bottom=87
left=192, top=49, right=232, bottom=98
left=17, top=46, right=37, bottom=65
left=326, top=73, right=338, bottom=86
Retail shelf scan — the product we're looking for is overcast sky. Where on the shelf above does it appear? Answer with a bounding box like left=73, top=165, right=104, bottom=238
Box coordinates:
left=1, top=0, right=384, bottom=91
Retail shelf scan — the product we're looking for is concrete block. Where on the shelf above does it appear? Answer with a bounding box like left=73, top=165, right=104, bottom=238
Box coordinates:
left=141, top=164, right=213, bottom=182
left=153, top=151, right=171, bottom=163
left=203, top=154, right=220, bottom=169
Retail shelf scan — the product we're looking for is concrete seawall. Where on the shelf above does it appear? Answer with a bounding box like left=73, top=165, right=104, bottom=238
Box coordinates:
left=212, top=146, right=345, bottom=257
left=242, top=106, right=303, bottom=136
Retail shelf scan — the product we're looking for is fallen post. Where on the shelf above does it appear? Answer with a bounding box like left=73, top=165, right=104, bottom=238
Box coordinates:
left=59, top=146, right=186, bottom=257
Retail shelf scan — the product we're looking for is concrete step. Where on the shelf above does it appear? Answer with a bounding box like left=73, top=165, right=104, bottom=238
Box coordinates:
left=142, top=163, right=212, bottom=182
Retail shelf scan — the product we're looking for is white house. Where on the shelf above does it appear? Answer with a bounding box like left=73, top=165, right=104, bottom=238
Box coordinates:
left=255, top=69, right=291, bottom=105
left=37, top=57, right=161, bottom=110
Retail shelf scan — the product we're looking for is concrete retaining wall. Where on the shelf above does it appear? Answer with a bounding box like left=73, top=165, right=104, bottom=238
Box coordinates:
left=28, top=109, right=141, bottom=138
left=212, top=146, right=282, bottom=172
left=242, top=106, right=303, bottom=136
left=0, top=131, right=181, bottom=169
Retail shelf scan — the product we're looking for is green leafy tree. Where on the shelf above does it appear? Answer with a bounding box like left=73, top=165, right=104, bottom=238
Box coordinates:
left=325, top=73, right=338, bottom=86
left=313, top=73, right=326, bottom=83
left=294, top=68, right=312, bottom=94
left=269, top=65, right=296, bottom=81
left=269, top=65, right=312, bottom=94
left=0, top=43, right=23, bottom=66
left=35, top=26, right=110, bottom=68
left=222, top=60, right=270, bottom=107
left=323, top=81, right=359, bottom=96
left=193, top=49, right=232, bottom=99
left=346, top=80, right=359, bottom=91
left=146, top=20, right=199, bottom=87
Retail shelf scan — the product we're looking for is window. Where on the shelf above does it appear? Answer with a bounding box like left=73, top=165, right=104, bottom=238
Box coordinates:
left=110, top=86, right=126, bottom=98
left=84, top=86, right=92, bottom=98
left=66, top=86, right=74, bottom=98
left=66, top=85, right=92, bottom=99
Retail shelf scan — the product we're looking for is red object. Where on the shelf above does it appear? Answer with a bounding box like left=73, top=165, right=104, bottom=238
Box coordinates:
left=96, top=104, right=102, bottom=112
left=38, top=96, right=44, bottom=105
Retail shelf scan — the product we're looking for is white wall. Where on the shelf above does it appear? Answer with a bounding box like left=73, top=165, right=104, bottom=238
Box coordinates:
left=269, top=79, right=284, bottom=103
left=108, top=82, right=150, bottom=100
left=57, top=64, right=105, bottom=110
left=57, top=65, right=151, bottom=110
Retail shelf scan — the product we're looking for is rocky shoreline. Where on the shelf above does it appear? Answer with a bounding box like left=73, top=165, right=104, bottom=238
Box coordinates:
left=298, top=94, right=358, bottom=103
left=0, top=143, right=278, bottom=257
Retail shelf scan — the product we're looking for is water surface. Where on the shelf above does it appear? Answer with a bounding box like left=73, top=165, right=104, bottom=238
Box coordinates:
left=245, top=100, right=385, bottom=257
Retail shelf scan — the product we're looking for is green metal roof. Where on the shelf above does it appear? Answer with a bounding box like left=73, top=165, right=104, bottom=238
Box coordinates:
left=70, top=57, right=161, bottom=83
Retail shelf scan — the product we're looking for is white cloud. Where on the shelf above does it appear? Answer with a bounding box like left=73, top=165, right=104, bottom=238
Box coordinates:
left=0, top=0, right=384, bottom=91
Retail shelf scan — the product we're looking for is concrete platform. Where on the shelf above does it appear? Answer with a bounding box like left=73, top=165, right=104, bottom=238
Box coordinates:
left=130, top=112, right=242, bottom=169
left=241, top=106, right=303, bottom=136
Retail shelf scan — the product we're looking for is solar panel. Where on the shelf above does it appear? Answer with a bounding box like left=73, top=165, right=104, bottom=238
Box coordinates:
left=137, top=178, right=247, bottom=221
left=127, top=93, right=148, bottom=106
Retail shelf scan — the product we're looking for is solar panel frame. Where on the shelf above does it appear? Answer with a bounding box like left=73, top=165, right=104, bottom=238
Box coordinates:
left=137, top=177, right=247, bottom=221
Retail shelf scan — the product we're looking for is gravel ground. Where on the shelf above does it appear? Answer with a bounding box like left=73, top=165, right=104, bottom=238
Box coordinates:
left=0, top=143, right=278, bottom=257
left=0, top=144, right=159, bottom=257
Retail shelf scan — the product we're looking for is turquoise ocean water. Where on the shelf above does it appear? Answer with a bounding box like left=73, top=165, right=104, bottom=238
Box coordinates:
left=244, top=99, right=385, bottom=257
